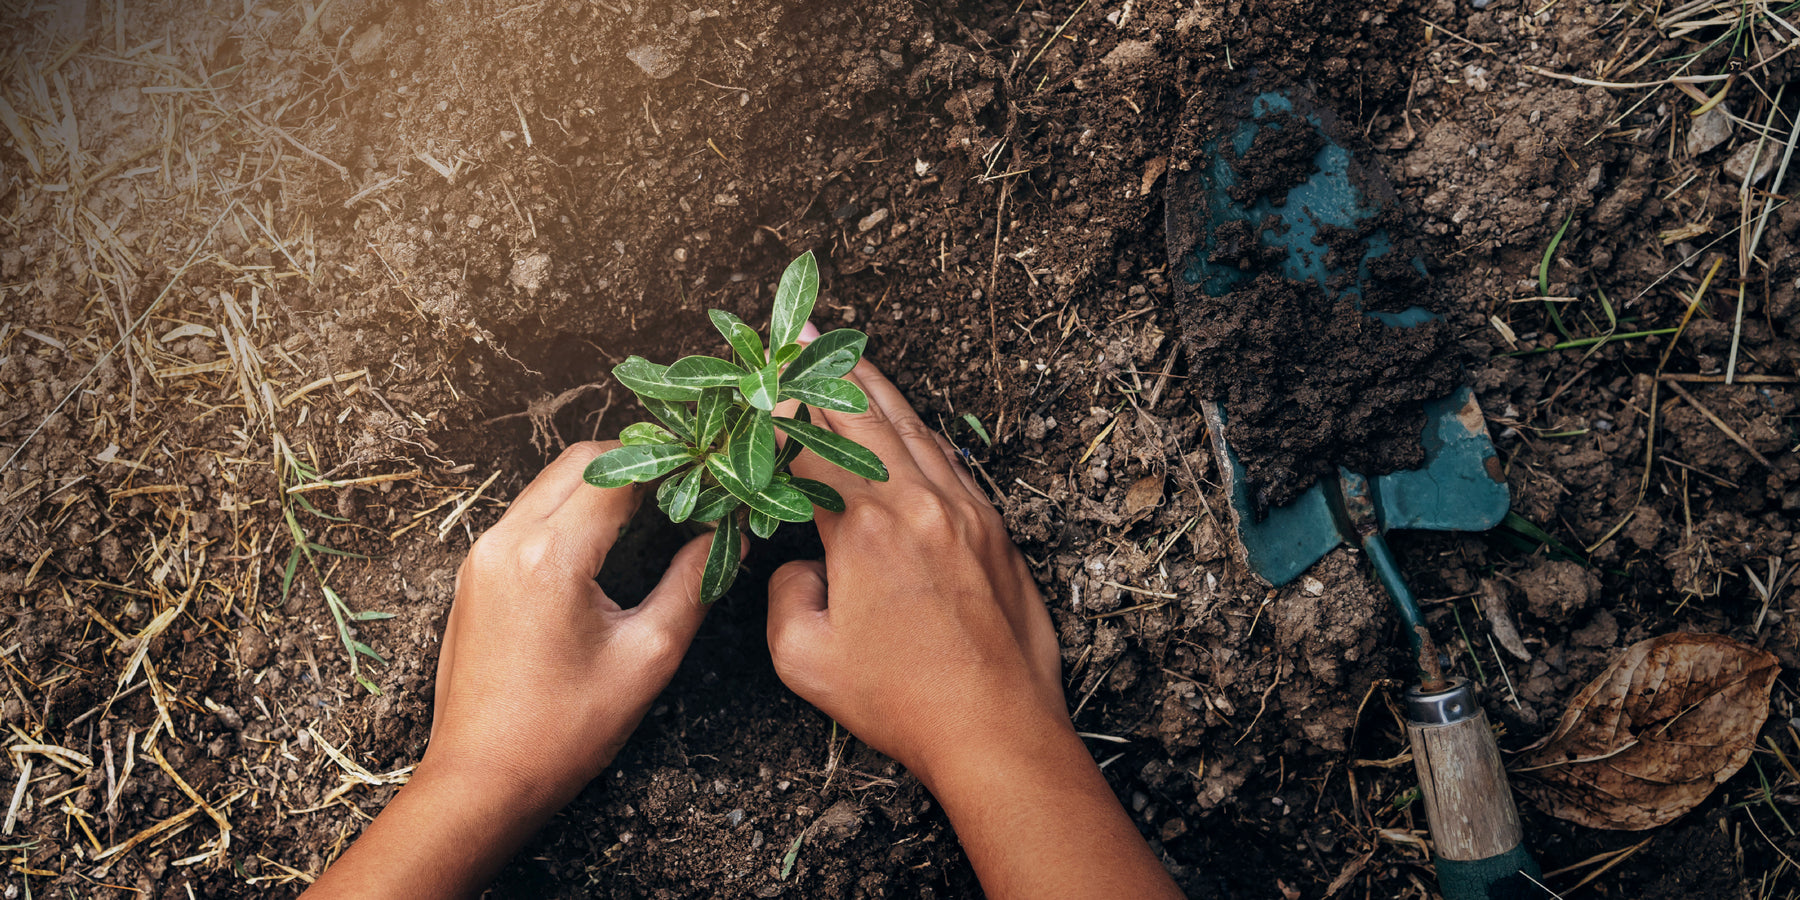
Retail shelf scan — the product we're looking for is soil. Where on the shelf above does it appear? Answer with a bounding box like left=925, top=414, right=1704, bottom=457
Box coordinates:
left=3, top=0, right=1799, bottom=898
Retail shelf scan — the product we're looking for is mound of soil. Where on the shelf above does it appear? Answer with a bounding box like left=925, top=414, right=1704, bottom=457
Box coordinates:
left=2, top=0, right=1797, bottom=898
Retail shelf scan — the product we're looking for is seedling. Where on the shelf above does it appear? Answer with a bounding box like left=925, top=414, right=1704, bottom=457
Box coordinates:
left=584, top=252, right=888, bottom=603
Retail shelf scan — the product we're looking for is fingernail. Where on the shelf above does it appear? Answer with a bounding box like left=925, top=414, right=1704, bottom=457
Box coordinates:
left=799, top=320, right=821, bottom=342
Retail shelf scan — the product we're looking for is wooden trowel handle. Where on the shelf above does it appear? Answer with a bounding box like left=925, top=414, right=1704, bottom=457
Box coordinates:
left=1406, top=680, right=1545, bottom=900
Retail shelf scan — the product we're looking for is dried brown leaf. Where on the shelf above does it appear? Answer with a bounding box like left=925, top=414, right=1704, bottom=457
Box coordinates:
left=1515, top=632, right=1777, bottom=830
left=1123, top=472, right=1164, bottom=520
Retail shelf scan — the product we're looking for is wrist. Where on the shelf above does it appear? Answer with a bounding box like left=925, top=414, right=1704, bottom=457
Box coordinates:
left=910, top=706, right=1087, bottom=802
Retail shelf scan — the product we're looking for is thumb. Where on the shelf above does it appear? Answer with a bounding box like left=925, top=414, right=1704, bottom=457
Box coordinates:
left=766, top=559, right=828, bottom=667
left=632, top=531, right=718, bottom=642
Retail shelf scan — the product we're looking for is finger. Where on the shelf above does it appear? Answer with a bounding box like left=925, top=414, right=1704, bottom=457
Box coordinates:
left=506, top=441, right=621, bottom=522
left=543, top=473, right=648, bottom=578
left=766, top=560, right=830, bottom=681
left=824, top=358, right=960, bottom=487
left=931, top=432, right=987, bottom=503
left=627, top=531, right=719, bottom=644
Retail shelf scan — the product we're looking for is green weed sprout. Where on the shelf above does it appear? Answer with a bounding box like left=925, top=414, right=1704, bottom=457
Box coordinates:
left=583, top=251, right=888, bottom=603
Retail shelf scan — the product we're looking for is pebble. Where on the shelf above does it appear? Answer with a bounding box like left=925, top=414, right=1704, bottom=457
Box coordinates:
left=1685, top=106, right=1734, bottom=157
left=857, top=208, right=889, bottom=233
left=1724, top=141, right=1778, bottom=184
left=750, top=830, right=765, bottom=849
left=627, top=44, right=682, bottom=79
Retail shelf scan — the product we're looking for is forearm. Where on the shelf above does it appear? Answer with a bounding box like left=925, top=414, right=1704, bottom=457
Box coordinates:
left=302, top=761, right=564, bottom=899
left=918, top=720, right=1184, bottom=900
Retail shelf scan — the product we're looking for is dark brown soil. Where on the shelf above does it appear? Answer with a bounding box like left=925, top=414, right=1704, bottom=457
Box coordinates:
left=1180, top=271, right=1467, bottom=508
left=3, top=0, right=1799, bottom=898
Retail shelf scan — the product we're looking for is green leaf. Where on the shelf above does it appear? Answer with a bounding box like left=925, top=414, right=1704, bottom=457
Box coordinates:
left=774, top=417, right=888, bottom=481
left=691, top=486, right=739, bottom=522
left=772, top=343, right=802, bottom=366
left=779, top=377, right=868, bottom=413
left=584, top=444, right=693, bottom=488
left=771, top=251, right=819, bottom=350
left=294, top=492, right=350, bottom=522
left=748, top=508, right=780, bottom=539
left=667, top=355, right=745, bottom=388
left=700, top=513, right=741, bottom=604
left=773, top=404, right=809, bottom=470
left=710, top=309, right=767, bottom=369
left=694, top=387, right=733, bottom=448
left=656, top=467, right=686, bottom=516
left=620, top=422, right=679, bottom=446
left=709, top=454, right=813, bottom=521
left=751, top=482, right=814, bottom=522
left=615, top=356, right=702, bottom=401
left=739, top=363, right=780, bottom=411
left=640, top=395, right=695, bottom=443
left=350, top=610, right=397, bottom=622
left=782, top=329, right=866, bottom=381
left=668, top=466, right=704, bottom=523
left=788, top=477, right=846, bottom=513
left=729, top=408, right=777, bottom=490
left=356, top=675, right=383, bottom=696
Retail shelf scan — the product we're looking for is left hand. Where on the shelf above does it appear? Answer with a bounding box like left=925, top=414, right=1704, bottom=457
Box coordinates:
left=426, top=439, right=717, bottom=811
left=304, top=441, right=719, bottom=899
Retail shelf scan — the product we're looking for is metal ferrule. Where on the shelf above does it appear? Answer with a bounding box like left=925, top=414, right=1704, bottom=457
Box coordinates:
left=1406, top=678, right=1478, bottom=727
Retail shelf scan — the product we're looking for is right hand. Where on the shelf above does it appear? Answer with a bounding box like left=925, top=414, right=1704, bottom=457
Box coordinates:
left=763, top=356, right=1070, bottom=784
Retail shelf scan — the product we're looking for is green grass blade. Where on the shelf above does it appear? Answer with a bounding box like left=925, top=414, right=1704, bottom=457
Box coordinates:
left=775, top=417, right=888, bottom=481
left=962, top=413, right=992, bottom=446
left=1539, top=212, right=1575, bottom=339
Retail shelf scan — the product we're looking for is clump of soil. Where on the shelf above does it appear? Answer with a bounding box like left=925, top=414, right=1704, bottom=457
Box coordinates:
left=1182, top=272, right=1466, bottom=506
left=1226, top=113, right=1325, bottom=205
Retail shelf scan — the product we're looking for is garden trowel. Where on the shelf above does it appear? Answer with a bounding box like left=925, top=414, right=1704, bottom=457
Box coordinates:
left=1166, top=85, right=1543, bottom=900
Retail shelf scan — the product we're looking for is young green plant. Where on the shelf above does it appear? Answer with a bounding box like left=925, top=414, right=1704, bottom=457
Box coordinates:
left=583, top=251, right=888, bottom=603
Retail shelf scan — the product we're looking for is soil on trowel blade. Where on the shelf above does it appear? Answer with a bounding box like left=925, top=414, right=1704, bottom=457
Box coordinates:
left=1226, top=112, right=1326, bottom=205
left=1180, top=270, right=1467, bottom=508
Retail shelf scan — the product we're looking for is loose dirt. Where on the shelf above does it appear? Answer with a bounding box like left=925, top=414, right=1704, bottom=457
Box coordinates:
left=3, top=0, right=1798, bottom=897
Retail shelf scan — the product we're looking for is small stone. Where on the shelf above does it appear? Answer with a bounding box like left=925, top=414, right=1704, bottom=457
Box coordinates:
left=237, top=627, right=271, bottom=669
left=349, top=24, right=385, bottom=65
left=727, top=808, right=745, bottom=827
left=508, top=252, right=552, bottom=296
left=1685, top=106, right=1734, bottom=157
left=1725, top=141, right=1778, bottom=184
left=857, top=208, right=889, bottom=233
left=750, top=830, right=764, bottom=850
left=626, top=44, right=682, bottom=79
left=1160, top=818, right=1189, bottom=841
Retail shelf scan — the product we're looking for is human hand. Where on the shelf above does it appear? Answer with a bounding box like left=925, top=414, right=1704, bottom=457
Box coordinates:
left=762, top=346, right=1184, bottom=900
left=426, top=440, right=717, bottom=810
left=762, top=356, right=1068, bottom=785
left=305, top=442, right=721, bottom=899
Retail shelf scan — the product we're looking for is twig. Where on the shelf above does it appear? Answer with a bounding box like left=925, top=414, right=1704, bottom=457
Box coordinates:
left=1663, top=381, right=1774, bottom=469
